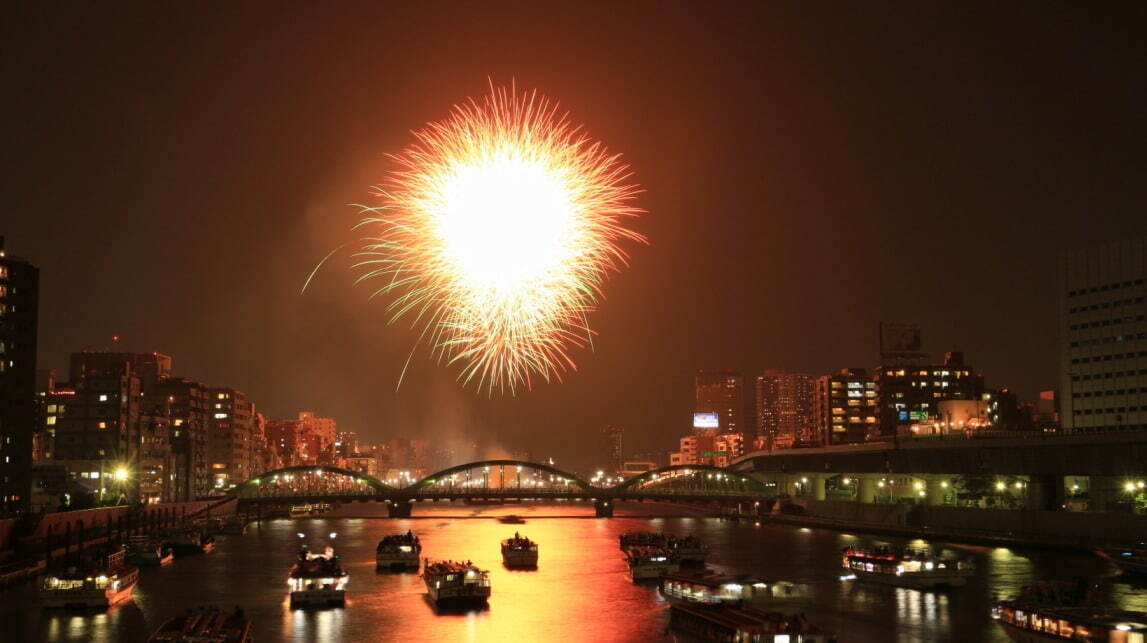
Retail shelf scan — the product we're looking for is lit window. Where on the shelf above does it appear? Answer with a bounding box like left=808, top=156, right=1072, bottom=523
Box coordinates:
left=98, top=421, right=107, bottom=429
left=99, top=394, right=108, bottom=402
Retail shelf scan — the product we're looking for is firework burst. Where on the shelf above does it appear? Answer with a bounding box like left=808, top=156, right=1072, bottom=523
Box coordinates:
left=353, top=83, right=644, bottom=394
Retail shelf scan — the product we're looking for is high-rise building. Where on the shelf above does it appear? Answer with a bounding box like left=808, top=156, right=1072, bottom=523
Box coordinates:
left=138, top=408, right=173, bottom=503
left=297, top=412, right=336, bottom=462
left=0, top=237, right=39, bottom=513
left=874, top=352, right=985, bottom=436
left=146, top=377, right=210, bottom=500
left=812, top=368, right=878, bottom=446
left=1060, top=236, right=1147, bottom=432
left=207, top=387, right=253, bottom=492
left=695, top=370, right=745, bottom=442
left=755, top=370, right=814, bottom=450
left=602, top=425, right=623, bottom=473
left=52, top=360, right=143, bottom=503
left=265, top=419, right=304, bottom=467
left=670, top=429, right=742, bottom=467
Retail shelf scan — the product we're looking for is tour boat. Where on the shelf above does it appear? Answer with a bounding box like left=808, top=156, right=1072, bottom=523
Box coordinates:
left=40, top=546, right=139, bottom=609
left=164, top=530, right=215, bottom=556
left=288, top=543, right=349, bottom=607
left=289, top=505, right=314, bottom=518
left=125, top=536, right=174, bottom=567
left=376, top=531, right=422, bottom=571
left=841, top=546, right=973, bottom=589
left=625, top=546, right=679, bottom=581
left=423, top=559, right=491, bottom=607
left=666, top=534, right=710, bottom=564
left=501, top=533, right=539, bottom=568
left=619, top=530, right=667, bottom=550
left=661, top=571, right=806, bottom=607
left=669, top=603, right=837, bottom=642
left=497, top=515, right=526, bottom=524
left=148, top=606, right=254, bottom=642
left=1100, top=547, right=1147, bottom=576
left=993, top=582, right=1147, bottom=642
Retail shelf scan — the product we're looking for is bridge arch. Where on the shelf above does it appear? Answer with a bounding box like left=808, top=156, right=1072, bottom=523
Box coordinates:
left=228, top=465, right=393, bottom=497
left=609, top=465, right=770, bottom=493
left=411, top=460, right=595, bottom=491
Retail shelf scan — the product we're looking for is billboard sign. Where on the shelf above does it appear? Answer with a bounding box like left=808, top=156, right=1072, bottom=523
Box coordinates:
left=693, top=412, right=719, bottom=429
left=880, top=322, right=924, bottom=360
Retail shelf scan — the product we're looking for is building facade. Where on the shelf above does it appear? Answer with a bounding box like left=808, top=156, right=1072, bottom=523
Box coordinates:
left=812, top=368, right=877, bottom=446
left=602, top=425, right=623, bottom=473
left=0, top=238, right=39, bottom=513
left=1060, top=236, right=1147, bottom=432
left=207, top=387, right=253, bottom=492
left=694, top=370, right=745, bottom=439
left=874, top=352, right=985, bottom=436
left=755, top=370, right=814, bottom=449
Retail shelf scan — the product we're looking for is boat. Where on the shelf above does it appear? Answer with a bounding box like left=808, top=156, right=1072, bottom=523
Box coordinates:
left=669, top=603, right=836, bottom=642
left=1099, top=546, right=1147, bottom=576
left=289, top=504, right=315, bottom=518
left=661, top=571, right=806, bottom=606
left=376, top=531, right=422, bottom=571
left=841, top=546, right=973, bottom=589
left=125, top=536, right=174, bottom=567
left=501, top=533, right=539, bottom=568
left=993, top=581, right=1147, bottom=642
left=497, top=515, right=526, bottom=524
left=148, top=606, right=253, bottom=642
left=218, top=517, right=249, bottom=536
left=626, top=546, right=679, bottom=581
left=288, top=543, right=349, bottom=607
left=40, top=546, right=139, bottom=609
left=164, top=530, right=215, bottom=556
left=423, top=559, right=491, bottom=607
left=666, top=534, right=709, bottom=564
left=619, top=530, right=667, bottom=550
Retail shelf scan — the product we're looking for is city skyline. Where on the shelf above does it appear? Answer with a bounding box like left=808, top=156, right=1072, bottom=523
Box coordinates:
left=4, top=4, right=1146, bottom=470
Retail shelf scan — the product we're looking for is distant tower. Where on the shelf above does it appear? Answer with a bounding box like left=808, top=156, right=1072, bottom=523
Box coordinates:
left=0, top=237, right=40, bottom=513
left=694, top=370, right=745, bottom=436
left=602, top=426, right=624, bottom=473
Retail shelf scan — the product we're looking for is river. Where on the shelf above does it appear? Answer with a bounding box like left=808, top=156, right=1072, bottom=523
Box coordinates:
left=4, top=502, right=1144, bottom=642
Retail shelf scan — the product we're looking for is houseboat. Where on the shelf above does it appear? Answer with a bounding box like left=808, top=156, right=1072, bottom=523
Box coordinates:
left=626, top=546, right=679, bottom=581
left=841, top=546, right=974, bottom=589
left=164, top=530, right=215, bottom=556
left=423, top=559, right=491, bottom=607
left=501, top=533, right=539, bottom=568
left=661, top=572, right=806, bottom=606
left=376, top=531, right=422, bottom=571
left=666, top=535, right=709, bottom=564
left=148, top=606, right=254, bottom=642
left=40, top=546, right=139, bottom=609
left=288, top=544, right=348, bottom=607
left=125, top=536, right=174, bottom=567
left=669, top=603, right=836, bottom=642
left=1100, top=547, right=1147, bottom=576
left=993, top=582, right=1147, bottom=642
left=619, top=531, right=667, bottom=550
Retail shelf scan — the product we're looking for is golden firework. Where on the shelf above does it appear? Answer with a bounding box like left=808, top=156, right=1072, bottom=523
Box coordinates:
left=355, top=83, right=644, bottom=394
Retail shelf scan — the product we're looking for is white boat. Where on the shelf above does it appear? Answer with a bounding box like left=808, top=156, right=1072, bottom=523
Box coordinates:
left=288, top=544, right=348, bottom=607
left=660, top=572, right=806, bottom=606
left=841, top=546, right=974, bottom=589
left=376, top=531, right=421, bottom=571
left=669, top=603, right=836, bottom=642
left=41, top=547, right=139, bottom=609
left=626, top=546, right=679, bottom=581
left=501, top=534, right=539, bottom=568
left=423, top=559, right=491, bottom=607
left=993, top=582, right=1147, bottom=642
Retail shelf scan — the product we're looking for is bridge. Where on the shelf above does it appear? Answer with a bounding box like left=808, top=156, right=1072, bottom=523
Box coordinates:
left=227, top=460, right=772, bottom=517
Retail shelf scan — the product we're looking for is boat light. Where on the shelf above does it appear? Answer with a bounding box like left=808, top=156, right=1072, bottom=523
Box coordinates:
left=752, top=583, right=768, bottom=588
left=839, top=574, right=857, bottom=581
left=895, top=565, right=905, bottom=576
left=297, top=533, right=305, bottom=539
left=652, top=557, right=667, bottom=562
left=399, top=545, right=412, bottom=553
left=329, top=532, right=337, bottom=539
left=722, top=584, right=743, bottom=593
left=1116, top=625, right=1132, bottom=631
left=925, top=562, right=934, bottom=570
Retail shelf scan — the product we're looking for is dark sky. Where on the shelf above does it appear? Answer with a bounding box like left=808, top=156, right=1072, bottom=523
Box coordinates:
left=4, top=2, right=1145, bottom=471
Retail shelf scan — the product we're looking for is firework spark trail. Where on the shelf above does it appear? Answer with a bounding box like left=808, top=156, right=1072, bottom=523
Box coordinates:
left=354, top=83, right=644, bottom=394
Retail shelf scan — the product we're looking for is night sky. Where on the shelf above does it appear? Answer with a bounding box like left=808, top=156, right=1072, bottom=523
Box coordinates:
left=4, top=3, right=1145, bottom=470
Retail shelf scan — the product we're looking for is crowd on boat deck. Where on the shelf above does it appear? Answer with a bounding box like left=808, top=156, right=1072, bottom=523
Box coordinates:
left=665, top=535, right=704, bottom=549
left=377, top=530, right=421, bottom=552
left=293, top=547, right=344, bottom=576
left=425, top=560, right=482, bottom=574
left=1011, top=580, right=1101, bottom=606
left=504, top=532, right=534, bottom=547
